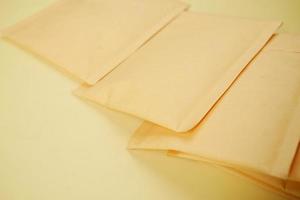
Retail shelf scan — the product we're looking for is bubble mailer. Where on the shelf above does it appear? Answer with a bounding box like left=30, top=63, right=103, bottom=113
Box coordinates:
left=75, top=12, right=280, bottom=132
left=129, top=34, right=300, bottom=198
left=1, top=0, right=188, bottom=84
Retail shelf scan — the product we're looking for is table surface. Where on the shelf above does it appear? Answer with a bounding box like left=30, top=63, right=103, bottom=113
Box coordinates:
left=0, top=0, right=299, bottom=200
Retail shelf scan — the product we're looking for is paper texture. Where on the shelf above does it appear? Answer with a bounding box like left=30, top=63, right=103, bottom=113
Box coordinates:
left=169, top=148, right=300, bottom=199
left=75, top=12, right=280, bottom=132
left=1, top=0, right=188, bottom=84
left=129, top=34, right=300, bottom=183
left=289, top=145, right=300, bottom=182
left=286, top=146, right=300, bottom=198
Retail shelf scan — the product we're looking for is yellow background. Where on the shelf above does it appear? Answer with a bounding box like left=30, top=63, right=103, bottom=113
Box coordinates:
left=0, top=0, right=299, bottom=199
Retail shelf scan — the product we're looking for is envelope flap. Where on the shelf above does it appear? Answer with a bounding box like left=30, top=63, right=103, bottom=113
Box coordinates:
left=267, top=34, right=300, bottom=53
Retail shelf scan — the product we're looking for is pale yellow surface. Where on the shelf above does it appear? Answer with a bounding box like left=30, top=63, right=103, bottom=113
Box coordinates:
left=0, top=0, right=299, bottom=200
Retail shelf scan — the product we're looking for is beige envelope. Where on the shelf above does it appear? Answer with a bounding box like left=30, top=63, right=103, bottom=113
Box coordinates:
left=286, top=146, right=300, bottom=198
left=286, top=181, right=300, bottom=199
left=75, top=12, right=280, bottom=132
left=1, top=0, right=188, bottom=84
left=169, top=148, right=300, bottom=199
left=128, top=34, right=300, bottom=182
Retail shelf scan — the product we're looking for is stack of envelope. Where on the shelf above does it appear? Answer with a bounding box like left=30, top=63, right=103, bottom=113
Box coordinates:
left=1, top=0, right=299, bottom=198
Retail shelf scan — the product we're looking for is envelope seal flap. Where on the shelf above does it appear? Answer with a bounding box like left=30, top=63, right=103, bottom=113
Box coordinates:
left=267, top=34, right=300, bottom=53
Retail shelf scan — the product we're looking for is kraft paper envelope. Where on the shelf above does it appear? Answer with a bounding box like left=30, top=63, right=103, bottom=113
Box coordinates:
left=287, top=182, right=300, bottom=199
left=1, top=0, right=188, bottom=84
left=75, top=12, right=280, bottom=132
left=169, top=147, right=300, bottom=199
left=128, top=34, right=300, bottom=183
left=285, top=146, right=300, bottom=198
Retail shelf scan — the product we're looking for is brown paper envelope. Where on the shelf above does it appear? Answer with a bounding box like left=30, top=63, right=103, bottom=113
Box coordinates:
left=128, top=34, right=300, bottom=180
left=169, top=150, right=300, bottom=199
left=75, top=11, right=280, bottom=132
left=286, top=145, right=300, bottom=197
left=289, top=142, right=300, bottom=182
left=286, top=181, right=300, bottom=198
left=168, top=150, right=285, bottom=190
left=1, top=0, right=188, bottom=84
